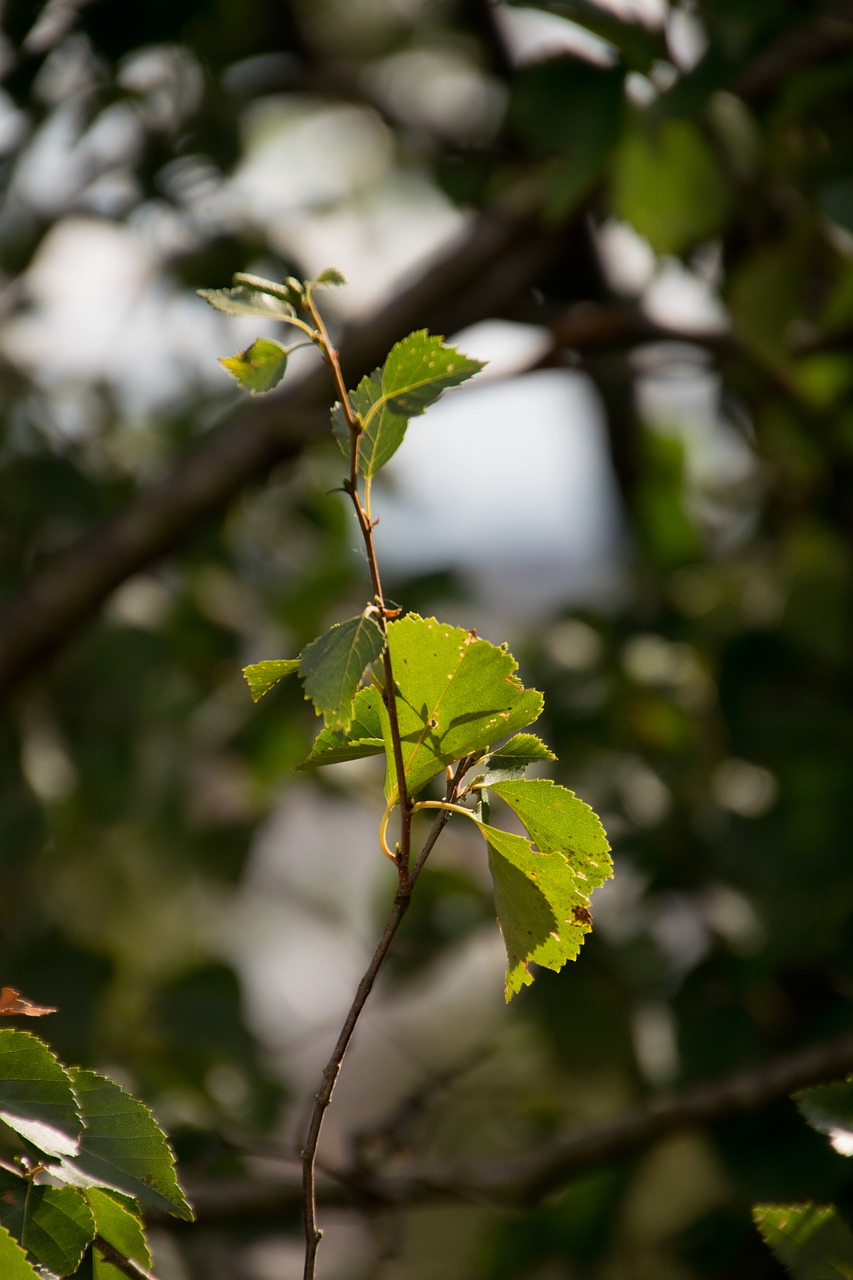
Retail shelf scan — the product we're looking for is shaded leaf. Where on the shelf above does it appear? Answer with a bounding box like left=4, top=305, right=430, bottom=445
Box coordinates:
left=298, top=614, right=386, bottom=732
left=331, top=331, right=484, bottom=477
left=197, top=281, right=296, bottom=321
left=477, top=821, right=600, bottom=1001
left=379, top=615, right=543, bottom=802
left=55, top=1070, right=193, bottom=1222
left=243, top=658, right=301, bottom=702
left=0, top=1184, right=94, bottom=1278
left=795, top=1079, right=853, bottom=1156
left=86, top=1189, right=151, bottom=1280
left=220, top=337, right=288, bottom=394
left=480, top=734, right=556, bottom=783
left=0, top=1224, right=40, bottom=1279
left=0, top=1030, right=80, bottom=1158
left=299, top=685, right=385, bottom=768
left=753, top=1203, right=853, bottom=1279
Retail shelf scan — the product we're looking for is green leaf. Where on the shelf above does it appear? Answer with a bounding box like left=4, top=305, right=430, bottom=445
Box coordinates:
left=0, top=1224, right=40, bottom=1279
left=86, top=1189, right=151, bottom=1280
left=299, top=684, right=385, bottom=768
left=0, top=1183, right=94, bottom=1278
left=331, top=330, right=485, bottom=477
left=612, top=117, right=732, bottom=255
left=243, top=658, right=301, bottom=702
left=197, top=280, right=296, bottom=321
left=794, top=1079, right=853, bottom=1156
left=313, top=267, right=347, bottom=287
left=476, top=821, right=602, bottom=1001
left=753, top=1203, right=853, bottom=1279
left=480, top=733, right=556, bottom=783
left=379, top=615, right=543, bottom=802
left=219, top=337, right=288, bottom=394
left=54, top=1070, right=193, bottom=1222
left=488, top=779, right=612, bottom=889
left=299, top=614, right=386, bottom=732
left=0, top=1030, right=81, bottom=1158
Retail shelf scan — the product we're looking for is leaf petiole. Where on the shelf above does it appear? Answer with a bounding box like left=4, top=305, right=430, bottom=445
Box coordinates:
left=411, top=800, right=478, bottom=823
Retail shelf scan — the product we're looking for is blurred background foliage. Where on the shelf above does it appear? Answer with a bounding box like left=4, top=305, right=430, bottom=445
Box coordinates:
left=1, top=0, right=853, bottom=1276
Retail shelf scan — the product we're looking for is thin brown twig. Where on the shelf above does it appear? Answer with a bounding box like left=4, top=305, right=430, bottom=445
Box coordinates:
left=296, top=296, right=433, bottom=1279
left=0, top=188, right=557, bottom=698
left=92, top=1236, right=160, bottom=1280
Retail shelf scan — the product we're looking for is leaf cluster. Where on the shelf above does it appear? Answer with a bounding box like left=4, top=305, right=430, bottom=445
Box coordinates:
left=204, top=276, right=613, bottom=1001
left=0, top=1029, right=192, bottom=1278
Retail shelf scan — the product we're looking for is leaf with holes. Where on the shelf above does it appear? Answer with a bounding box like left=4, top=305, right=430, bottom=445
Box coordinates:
left=474, top=812, right=609, bottom=1001
left=331, top=330, right=484, bottom=476
left=489, top=779, right=611, bottom=888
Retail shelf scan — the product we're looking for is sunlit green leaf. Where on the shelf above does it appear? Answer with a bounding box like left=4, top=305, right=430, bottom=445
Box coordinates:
left=753, top=1203, right=853, bottom=1279
left=378, top=615, right=543, bottom=802
left=0, top=1224, right=39, bottom=1279
left=331, top=331, right=484, bottom=477
left=243, top=658, right=301, bottom=702
left=54, top=1070, right=193, bottom=1222
left=86, top=1188, right=151, bottom=1280
left=476, top=821, right=600, bottom=1001
left=299, top=685, right=385, bottom=767
left=489, top=779, right=612, bottom=886
left=299, top=614, right=386, bottom=732
left=220, top=337, right=288, bottom=394
left=0, top=1030, right=81, bottom=1159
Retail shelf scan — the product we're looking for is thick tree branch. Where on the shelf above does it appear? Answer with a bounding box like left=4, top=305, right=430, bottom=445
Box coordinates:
left=176, top=1030, right=853, bottom=1225
left=0, top=191, right=561, bottom=696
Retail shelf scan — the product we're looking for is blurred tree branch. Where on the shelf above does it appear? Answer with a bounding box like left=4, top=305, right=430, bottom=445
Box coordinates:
left=178, top=1029, right=853, bottom=1225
